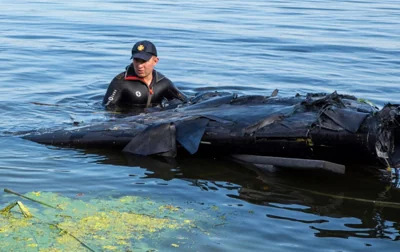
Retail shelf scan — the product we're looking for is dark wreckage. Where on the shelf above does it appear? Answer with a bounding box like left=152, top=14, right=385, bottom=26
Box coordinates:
left=25, top=91, right=400, bottom=176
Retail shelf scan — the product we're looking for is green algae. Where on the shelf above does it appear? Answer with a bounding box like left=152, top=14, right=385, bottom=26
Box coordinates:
left=0, top=191, right=216, bottom=251
left=357, top=98, right=376, bottom=108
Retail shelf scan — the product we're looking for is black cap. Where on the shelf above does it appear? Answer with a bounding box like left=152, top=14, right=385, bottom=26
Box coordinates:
left=131, top=40, right=158, bottom=61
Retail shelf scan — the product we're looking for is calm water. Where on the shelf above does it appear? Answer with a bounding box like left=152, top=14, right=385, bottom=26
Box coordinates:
left=1, top=0, right=400, bottom=251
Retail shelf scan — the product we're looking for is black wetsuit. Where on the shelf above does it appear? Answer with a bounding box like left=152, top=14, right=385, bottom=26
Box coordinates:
left=103, top=64, right=187, bottom=110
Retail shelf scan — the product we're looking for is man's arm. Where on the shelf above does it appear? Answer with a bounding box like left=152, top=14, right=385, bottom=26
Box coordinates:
left=166, top=82, right=188, bottom=102
left=103, top=74, right=124, bottom=110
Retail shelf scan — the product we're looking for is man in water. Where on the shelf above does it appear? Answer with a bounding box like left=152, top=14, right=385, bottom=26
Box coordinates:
left=103, top=40, right=187, bottom=110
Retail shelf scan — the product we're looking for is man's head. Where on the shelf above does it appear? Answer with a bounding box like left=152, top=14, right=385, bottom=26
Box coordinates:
left=131, top=40, right=158, bottom=61
left=131, top=40, right=159, bottom=79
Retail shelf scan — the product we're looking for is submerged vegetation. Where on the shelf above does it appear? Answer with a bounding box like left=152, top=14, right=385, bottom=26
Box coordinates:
left=0, top=189, right=220, bottom=251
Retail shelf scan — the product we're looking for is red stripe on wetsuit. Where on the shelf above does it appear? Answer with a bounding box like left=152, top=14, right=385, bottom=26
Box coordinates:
left=124, top=76, right=154, bottom=95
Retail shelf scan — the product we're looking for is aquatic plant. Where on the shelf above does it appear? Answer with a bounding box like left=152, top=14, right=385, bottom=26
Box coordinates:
left=0, top=190, right=212, bottom=251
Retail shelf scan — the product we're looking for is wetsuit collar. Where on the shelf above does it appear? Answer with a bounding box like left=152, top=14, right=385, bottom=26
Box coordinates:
left=154, top=70, right=165, bottom=83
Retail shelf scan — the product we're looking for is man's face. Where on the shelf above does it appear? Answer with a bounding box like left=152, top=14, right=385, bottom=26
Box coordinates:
left=133, top=56, right=158, bottom=78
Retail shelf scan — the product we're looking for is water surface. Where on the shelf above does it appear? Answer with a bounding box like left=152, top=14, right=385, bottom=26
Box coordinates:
left=1, top=0, right=400, bottom=251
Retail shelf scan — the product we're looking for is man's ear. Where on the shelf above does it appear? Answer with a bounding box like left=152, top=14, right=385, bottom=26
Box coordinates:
left=153, top=56, right=159, bottom=64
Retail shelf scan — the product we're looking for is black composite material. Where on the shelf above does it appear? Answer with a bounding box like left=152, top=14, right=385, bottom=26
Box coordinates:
left=24, top=91, right=400, bottom=172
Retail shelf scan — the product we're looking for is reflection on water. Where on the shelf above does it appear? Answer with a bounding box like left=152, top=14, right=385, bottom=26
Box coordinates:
left=89, top=149, right=400, bottom=242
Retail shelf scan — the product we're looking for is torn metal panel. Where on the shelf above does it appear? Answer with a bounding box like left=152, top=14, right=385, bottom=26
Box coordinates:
left=176, top=118, right=209, bottom=154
